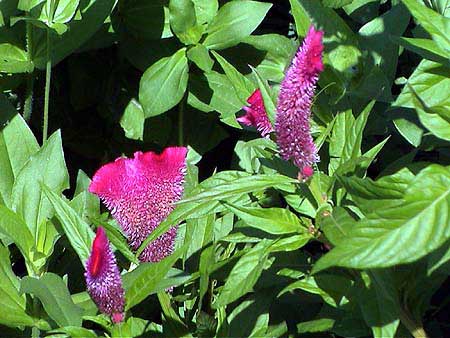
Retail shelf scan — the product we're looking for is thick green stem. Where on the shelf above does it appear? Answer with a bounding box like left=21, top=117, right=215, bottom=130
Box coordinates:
left=42, top=30, right=52, bottom=143
left=23, top=21, right=34, bottom=122
left=399, top=307, right=429, bottom=338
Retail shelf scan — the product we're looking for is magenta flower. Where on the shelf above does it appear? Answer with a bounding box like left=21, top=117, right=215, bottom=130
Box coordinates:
left=275, top=25, right=324, bottom=177
left=89, top=147, right=187, bottom=263
left=237, top=89, right=273, bottom=137
left=85, top=227, right=125, bottom=323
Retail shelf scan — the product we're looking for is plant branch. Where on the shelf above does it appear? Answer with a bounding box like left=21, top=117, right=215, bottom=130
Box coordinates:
left=42, top=29, right=52, bottom=143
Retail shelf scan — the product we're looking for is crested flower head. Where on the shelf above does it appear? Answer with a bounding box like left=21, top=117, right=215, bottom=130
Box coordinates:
left=275, top=25, right=324, bottom=176
left=85, top=227, right=125, bottom=323
left=89, top=147, right=187, bottom=263
left=237, top=89, right=273, bottom=137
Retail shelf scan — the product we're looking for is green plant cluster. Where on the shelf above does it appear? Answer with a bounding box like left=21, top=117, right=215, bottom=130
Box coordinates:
left=0, top=0, right=449, bottom=337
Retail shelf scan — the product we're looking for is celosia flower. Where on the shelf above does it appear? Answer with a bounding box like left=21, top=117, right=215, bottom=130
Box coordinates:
left=85, top=227, right=125, bottom=323
left=275, top=25, right=324, bottom=178
left=89, top=147, right=187, bottom=263
left=237, top=89, right=273, bottom=137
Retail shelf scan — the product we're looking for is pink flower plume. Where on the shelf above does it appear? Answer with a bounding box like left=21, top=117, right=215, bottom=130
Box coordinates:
left=275, top=25, right=324, bottom=176
left=85, top=227, right=125, bottom=323
left=89, top=147, right=187, bottom=263
left=237, top=89, right=273, bottom=137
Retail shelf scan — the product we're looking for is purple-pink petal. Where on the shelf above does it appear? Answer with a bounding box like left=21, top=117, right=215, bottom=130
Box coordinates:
left=237, top=89, right=273, bottom=137
left=275, top=25, right=324, bottom=176
left=85, top=227, right=125, bottom=323
left=89, top=147, right=187, bottom=263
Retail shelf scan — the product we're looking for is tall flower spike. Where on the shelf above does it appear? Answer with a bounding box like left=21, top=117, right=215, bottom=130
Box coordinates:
left=89, top=147, right=187, bottom=263
left=85, top=227, right=125, bottom=323
left=275, top=25, right=324, bottom=178
left=237, top=89, right=273, bottom=137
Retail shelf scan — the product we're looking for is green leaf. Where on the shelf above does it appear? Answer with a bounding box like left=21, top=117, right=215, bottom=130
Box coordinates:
left=120, top=98, right=145, bottom=141
left=33, top=0, right=117, bottom=68
left=213, top=239, right=272, bottom=308
left=314, top=164, right=450, bottom=272
left=0, top=114, right=39, bottom=207
left=121, top=0, right=168, bottom=40
left=0, top=206, right=35, bottom=263
left=392, top=60, right=449, bottom=146
left=358, top=270, right=400, bottom=338
left=0, top=43, right=33, bottom=73
left=42, top=184, right=95, bottom=264
left=123, top=246, right=184, bottom=310
left=321, top=0, right=354, bottom=7
left=211, top=50, right=255, bottom=103
left=409, top=86, right=450, bottom=141
left=49, top=327, right=98, bottom=338
left=203, top=0, right=272, bottom=50
left=20, top=273, right=83, bottom=327
left=179, top=174, right=296, bottom=204
left=139, top=48, right=189, bottom=117
left=234, top=138, right=277, bottom=173
left=402, top=0, right=450, bottom=52
left=225, top=203, right=305, bottom=235
left=187, top=44, right=214, bottom=72
left=169, top=0, right=203, bottom=44
left=0, top=242, right=35, bottom=328
left=191, top=0, right=218, bottom=25
left=249, top=66, right=277, bottom=124
left=395, top=37, right=450, bottom=67
left=12, top=130, right=69, bottom=239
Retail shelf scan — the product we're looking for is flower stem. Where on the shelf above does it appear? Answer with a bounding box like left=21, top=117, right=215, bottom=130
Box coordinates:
left=42, top=29, right=52, bottom=143
left=23, top=21, right=34, bottom=122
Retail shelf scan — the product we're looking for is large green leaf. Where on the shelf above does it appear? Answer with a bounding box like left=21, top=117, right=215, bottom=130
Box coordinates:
left=0, top=206, right=35, bottom=264
left=169, top=0, right=203, bottom=44
left=395, top=37, right=450, bottom=67
left=358, top=270, right=400, bottom=338
left=120, top=98, right=145, bottom=141
left=213, top=239, right=272, bottom=308
left=0, top=43, right=33, bottom=73
left=121, top=0, right=167, bottom=40
left=123, top=246, right=184, bottom=310
left=203, top=0, right=272, bottom=50
left=139, top=48, right=188, bottom=117
left=402, top=0, right=450, bottom=52
left=0, top=114, right=39, bottom=207
left=225, top=203, right=306, bottom=235
left=32, top=0, right=117, bottom=68
left=42, top=185, right=95, bottom=264
left=12, top=131, right=69, bottom=239
left=314, top=164, right=450, bottom=272
left=20, top=273, right=83, bottom=327
left=392, top=60, right=449, bottom=146
left=191, top=0, right=218, bottom=25
left=211, top=50, right=255, bottom=103
left=180, top=174, right=296, bottom=204
left=0, top=242, right=35, bottom=328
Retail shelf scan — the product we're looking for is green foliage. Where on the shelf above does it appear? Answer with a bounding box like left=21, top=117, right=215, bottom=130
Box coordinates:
left=0, top=0, right=449, bottom=337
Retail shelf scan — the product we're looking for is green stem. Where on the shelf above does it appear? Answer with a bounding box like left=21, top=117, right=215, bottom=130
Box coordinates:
left=178, top=94, right=186, bottom=146
left=23, top=21, right=34, bottom=122
left=399, top=307, right=429, bottom=338
left=42, top=30, right=52, bottom=143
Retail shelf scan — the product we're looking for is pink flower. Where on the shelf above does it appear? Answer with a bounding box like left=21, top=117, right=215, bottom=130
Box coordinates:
left=275, top=25, right=324, bottom=177
left=237, top=89, right=273, bottom=137
left=85, top=227, right=125, bottom=323
left=89, top=147, right=187, bottom=262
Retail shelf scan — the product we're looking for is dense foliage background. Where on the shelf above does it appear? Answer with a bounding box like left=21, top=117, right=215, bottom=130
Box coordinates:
left=0, top=0, right=449, bottom=337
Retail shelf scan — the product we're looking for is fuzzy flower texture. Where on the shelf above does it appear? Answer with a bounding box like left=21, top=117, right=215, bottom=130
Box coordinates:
left=89, top=147, right=187, bottom=263
left=237, top=89, right=273, bottom=137
left=85, top=227, right=125, bottom=323
left=275, top=25, right=324, bottom=178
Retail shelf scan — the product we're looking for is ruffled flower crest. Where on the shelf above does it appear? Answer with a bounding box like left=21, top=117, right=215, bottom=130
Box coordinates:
left=237, top=89, right=273, bottom=137
left=89, top=147, right=187, bottom=263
